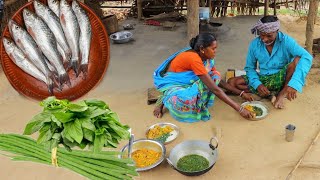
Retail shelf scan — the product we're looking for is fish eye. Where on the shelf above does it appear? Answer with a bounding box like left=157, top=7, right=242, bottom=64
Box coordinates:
left=15, top=26, right=19, bottom=29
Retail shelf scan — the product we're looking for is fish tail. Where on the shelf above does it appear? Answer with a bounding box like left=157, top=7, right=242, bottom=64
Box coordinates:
left=70, top=59, right=79, bottom=77
left=64, top=52, right=72, bottom=71
left=79, top=64, right=88, bottom=79
left=59, top=72, right=71, bottom=87
left=63, top=61, right=71, bottom=71
left=53, top=77, right=63, bottom=92
left=47, top=78, right=54, bottom=95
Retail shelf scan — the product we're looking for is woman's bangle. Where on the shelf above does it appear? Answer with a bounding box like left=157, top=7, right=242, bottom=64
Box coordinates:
left=239, top=91, right=245, bottom=97
left=238, top=106, right=244, bottom=113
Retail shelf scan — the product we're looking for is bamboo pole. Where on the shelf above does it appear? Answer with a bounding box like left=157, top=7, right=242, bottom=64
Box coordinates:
left=286, top=127, right=320, bottom=180
left=187, top=0, right=199, bottom=41
left=305, top=0, right=319, bottom=54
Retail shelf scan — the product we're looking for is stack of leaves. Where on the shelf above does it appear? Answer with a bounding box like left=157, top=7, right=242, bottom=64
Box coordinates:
left=23, top=97, right=130, bottom=152
left=0, top=134, right=138, bottom=180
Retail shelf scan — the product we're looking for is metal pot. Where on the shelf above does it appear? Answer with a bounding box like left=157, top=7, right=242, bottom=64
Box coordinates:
left=167, top=137, right=218, bottom=176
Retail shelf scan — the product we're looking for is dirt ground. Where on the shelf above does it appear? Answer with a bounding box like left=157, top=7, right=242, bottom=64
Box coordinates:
left=1, top=14, right=320, bottom=180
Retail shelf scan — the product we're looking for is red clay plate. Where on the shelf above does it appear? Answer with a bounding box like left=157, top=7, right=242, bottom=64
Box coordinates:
left=0, top=0, right=110, bottom=101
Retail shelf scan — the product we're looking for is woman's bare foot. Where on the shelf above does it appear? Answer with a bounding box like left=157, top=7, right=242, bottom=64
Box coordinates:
left=273, top=91, right=287, bottom=109
left=153, top=103, right=165, bottom=118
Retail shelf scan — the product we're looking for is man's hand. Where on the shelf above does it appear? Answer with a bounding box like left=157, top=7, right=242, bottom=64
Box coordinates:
left=257, top=84, right=270, bottom=97
left=242, top=92, right=254, bottom=101
left=284, top=86, right=297, bottom=101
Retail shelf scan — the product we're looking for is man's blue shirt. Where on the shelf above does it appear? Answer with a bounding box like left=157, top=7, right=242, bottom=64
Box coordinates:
left=244, top=31, right=313, bottom=93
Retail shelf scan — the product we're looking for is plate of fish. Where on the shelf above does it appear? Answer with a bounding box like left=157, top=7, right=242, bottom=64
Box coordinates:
left=241, top=101, right=269, bottom=120
left=146, top=122, right=180, bottom=144
left=0, top=0, right=109, bottom=101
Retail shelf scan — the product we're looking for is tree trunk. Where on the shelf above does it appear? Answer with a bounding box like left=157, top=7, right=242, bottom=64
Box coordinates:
left=187, top=0, right=199, bottom=41
left=305, top=0, right=319, bottom=54
left=314, top=4, right=318, bottom=25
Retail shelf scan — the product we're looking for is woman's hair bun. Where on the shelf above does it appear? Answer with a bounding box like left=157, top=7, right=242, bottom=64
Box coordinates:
left=189, top=37, right=196, bottom=49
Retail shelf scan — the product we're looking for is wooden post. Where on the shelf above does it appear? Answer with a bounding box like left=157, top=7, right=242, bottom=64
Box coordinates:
left=273, top=0, right=277, bottom=15
left=179, top=0, right=184, bottom=13
left=137, top=0, right=142, bottom=20
left=200, top=0, right=206, bottom=7
left=264, top=0, right=269, bottom=16
left=305, top=0, right=319, bottom=54
left=209, top=0, right=212, bottom=17
left=187, top=0, right=199, bottom=40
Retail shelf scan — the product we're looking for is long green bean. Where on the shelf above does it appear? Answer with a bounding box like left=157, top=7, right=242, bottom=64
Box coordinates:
left=0, top=134, right=138, bottom=180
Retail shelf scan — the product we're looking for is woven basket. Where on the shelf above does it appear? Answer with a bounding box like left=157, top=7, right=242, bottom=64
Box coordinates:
left=0, top=0, right=110, bottom=101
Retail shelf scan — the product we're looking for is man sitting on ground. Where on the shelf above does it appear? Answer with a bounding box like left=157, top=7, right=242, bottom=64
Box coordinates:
left=228, top=15, right=313, bottom=109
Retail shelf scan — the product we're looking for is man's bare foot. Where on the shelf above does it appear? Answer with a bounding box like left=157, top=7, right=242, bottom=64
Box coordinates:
left=153, top=103, right=165, bottom=118
left=273, top=91, right=287, bottom=109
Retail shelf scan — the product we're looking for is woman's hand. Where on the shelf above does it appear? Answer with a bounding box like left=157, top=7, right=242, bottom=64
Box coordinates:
left=241, top=92, right=254, bottom=101
left=240, top=108, right=255, bottom=119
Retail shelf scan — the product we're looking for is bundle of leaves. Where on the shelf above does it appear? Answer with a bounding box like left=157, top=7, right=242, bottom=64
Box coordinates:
left=23, top=97, right=130, bottom=152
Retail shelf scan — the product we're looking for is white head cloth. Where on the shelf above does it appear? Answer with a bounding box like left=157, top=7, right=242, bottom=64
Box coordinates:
left=251, top=18, right=280, bottom=35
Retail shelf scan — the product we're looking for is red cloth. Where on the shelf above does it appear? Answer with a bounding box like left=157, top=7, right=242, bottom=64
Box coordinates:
left=144, top=20, right=161, bottom=26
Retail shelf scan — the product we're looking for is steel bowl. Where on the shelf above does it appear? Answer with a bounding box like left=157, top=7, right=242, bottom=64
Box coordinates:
left=123, top=23, right=134, bottom=30
left=167, top=137, right=218, bottom=176
left=109, top=31, right=133, bottom=44
left=121, top=139, right=166, bottom=171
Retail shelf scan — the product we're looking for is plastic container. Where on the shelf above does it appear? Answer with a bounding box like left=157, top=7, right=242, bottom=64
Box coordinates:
left=199, top=7, right=210, bottom=20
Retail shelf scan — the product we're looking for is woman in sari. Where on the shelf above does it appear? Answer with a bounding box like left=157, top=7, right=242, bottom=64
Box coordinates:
left=153, top=33, right=254, bottom=123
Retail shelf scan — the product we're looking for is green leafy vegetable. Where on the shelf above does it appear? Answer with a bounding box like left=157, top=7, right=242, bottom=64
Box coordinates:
left=24, top=97, right=130, bottom=152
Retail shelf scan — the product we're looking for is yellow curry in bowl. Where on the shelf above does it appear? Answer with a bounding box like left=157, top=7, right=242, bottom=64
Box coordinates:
left=131, top=148, right=161, bottom=168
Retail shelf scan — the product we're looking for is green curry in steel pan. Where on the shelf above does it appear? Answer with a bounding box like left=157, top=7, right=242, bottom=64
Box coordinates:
left=177, top=154, right=209, bottom=172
